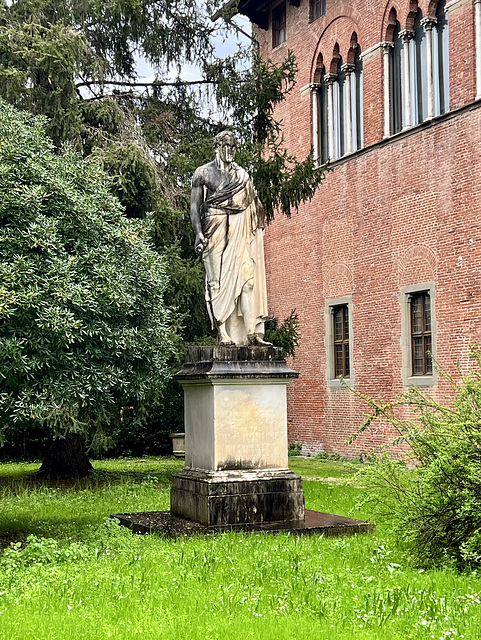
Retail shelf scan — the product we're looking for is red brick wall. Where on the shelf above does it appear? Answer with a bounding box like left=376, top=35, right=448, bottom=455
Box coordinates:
left=254, top=0, right=481, bottom=456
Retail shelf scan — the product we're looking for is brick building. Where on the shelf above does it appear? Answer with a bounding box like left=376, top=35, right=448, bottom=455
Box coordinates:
left=218, top=0, right=481, bottom=456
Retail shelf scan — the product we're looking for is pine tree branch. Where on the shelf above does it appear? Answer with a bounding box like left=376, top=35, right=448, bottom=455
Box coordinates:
left=83, top=91, right=145, bottom=102
left=75, top=79, right=222, bottom=90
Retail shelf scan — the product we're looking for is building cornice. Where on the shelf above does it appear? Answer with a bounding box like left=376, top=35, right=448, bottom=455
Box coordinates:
left=446, top=0, right=472, bottom=10
left=328, top=98, right=481, bottom=170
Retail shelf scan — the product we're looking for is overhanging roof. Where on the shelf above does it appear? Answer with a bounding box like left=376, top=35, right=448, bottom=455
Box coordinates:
left=211, top=0, right=271, bottom=31
left=211, top=0, right=301, bottom=31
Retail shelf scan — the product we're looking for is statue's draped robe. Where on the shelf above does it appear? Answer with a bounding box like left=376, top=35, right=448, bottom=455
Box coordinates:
left=201, top=163, right=268, bottom=344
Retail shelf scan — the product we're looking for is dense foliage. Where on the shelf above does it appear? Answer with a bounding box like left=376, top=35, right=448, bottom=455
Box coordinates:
left=0, top=0, right=214, bottom=146
left=0, top=0, right=220, bottom=346
left=0, top=100, right=174, bottom=460
left=0, top=0, right=325, bottom=224
left=264, top=310, right=300, bottom=358
left=0, top=0, right=328, bottom=461
left=352, top=347, right=481, bottom=567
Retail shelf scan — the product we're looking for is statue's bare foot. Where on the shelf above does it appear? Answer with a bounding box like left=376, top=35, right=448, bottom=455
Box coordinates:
left=247, top=333, right=272, bottom=347
left=217, top=322, right=235, bottom=346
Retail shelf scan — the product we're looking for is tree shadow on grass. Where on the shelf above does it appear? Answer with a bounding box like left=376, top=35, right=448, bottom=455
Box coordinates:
left=0, top=515, right=109, bottom=548
left=0, top=460, right=183, bottom=487
left=0, top=462, right=183, bottom=547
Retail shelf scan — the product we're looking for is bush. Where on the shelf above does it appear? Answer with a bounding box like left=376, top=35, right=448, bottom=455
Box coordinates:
left=264, top=310, right=300, bottom=357
left=0, top=100, right=175, bottom=464
left=288, top=442, right=302, bottom=457
left=351, top=346, right=481, bottom=567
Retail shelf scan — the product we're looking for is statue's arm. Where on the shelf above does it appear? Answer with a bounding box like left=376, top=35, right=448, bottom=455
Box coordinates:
left=248, top=177, right=265, bottom=230
left=191, top=169, right=208, bottom=254
left=255, top=196, right=266, bottom=230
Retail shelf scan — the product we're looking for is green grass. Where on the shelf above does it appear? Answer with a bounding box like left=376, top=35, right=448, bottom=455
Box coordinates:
left=0, top=456, right=479, bottom=640
left=290, top=456, right=360, bottom=479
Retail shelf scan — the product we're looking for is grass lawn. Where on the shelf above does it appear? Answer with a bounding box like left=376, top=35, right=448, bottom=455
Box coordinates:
left=0, top=456, right=479, bottom=640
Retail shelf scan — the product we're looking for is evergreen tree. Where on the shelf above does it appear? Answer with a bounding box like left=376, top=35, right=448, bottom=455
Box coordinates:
left=0, top=0, right=325, bottom=224
left=0, top=0, right=327, bottom=462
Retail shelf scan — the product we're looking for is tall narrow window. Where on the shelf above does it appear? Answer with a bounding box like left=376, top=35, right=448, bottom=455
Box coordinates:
left=272, top=3, right=286, bottom=48
left=319, top=71, right=329, bottom=163
left=410, top=292, right=432, bottom=376
left=327, top=296, right=353, bottom=385
left=312, top=0, right=326, bottom=20
left=333, top=305, right=350, bottom=378
left=433, top=0, right=449, bottom=116
left=389, top=4, right=449, bottom=136
left=400, top=283, right=436, bottom=386
left=333, top=58, right=346, bottom=159
left=411, top=9, right=428, bottom=125
left=352, top=45, right=364, bottom=151
left=391, top=22, right=404, bottom=134
left=317, top=50, right=363, bottom=161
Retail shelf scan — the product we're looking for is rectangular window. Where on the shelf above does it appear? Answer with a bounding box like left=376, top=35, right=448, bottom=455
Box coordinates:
left=410, top=292, right=432, bottom=376
left=326, top=296, right=353, bottom=386
left=333, top=305, right=350, bottom=378
left=400, top=282, right=437, bottom=387
left=312, top=0, right=326, bottom=20
left=272, top=3, right=286, bottom=48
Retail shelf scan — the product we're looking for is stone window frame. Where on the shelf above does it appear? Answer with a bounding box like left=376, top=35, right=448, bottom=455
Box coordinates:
left=325, top=296, right=354, bottom=388
left=400, top=281, right=438, bottom=387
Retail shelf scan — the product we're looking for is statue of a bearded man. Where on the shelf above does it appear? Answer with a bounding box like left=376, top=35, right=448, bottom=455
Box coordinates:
left=190, top=131, right=271, bottom=346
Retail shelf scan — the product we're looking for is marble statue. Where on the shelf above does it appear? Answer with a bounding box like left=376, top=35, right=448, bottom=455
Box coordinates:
left=191, top=131, right=271, bottom=346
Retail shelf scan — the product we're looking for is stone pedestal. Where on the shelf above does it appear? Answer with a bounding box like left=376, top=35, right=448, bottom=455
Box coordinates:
left=170, top=346, right=304, bottom=527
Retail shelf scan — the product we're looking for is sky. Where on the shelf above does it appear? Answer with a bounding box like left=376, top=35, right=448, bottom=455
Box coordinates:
left=135, top=13, right=252, bottom=84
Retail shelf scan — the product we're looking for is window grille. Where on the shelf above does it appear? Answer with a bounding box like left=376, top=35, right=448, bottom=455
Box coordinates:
left=333, top=305, right=350, bottom=378
left=410, top=292, right=432, bottom=376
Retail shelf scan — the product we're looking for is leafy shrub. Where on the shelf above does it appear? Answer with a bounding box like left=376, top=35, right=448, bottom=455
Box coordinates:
left=351, top=346, right=481, bottom=567
left=315, top=452, right=342, bottom=462
left=288, top=442, right=302, bottom=457
left=0, top=100, right=175, bottom=458
left=264, top=310, right=300, bottom=357
left=1, top=536, right=90, bottom=575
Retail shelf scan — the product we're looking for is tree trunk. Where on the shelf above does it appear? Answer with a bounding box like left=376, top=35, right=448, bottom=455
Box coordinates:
left=38, top=433, right=93, bottom=479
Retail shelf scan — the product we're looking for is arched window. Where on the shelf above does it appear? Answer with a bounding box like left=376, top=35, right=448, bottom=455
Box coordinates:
left=352, top=45, right=364, bottom=151
left=432, top=0, right=449, bottom=116
left=389, top=2, right=449, bottom=135
left=411, top=9, right=428, bottom=125
left=391, top=21, right=404, bottom=134
left=332, top=57, right=346, bottom=159
left=319, top=70, right=329, bottom=164
left=316, top=47, right=364, bottom=162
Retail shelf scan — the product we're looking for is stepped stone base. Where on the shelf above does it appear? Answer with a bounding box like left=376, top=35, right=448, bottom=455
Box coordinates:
left=170, top=469, right=305, bottom=527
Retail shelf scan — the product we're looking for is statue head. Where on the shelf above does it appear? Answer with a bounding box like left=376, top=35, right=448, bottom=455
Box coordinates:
left=214, top=130, right=237, bottom=165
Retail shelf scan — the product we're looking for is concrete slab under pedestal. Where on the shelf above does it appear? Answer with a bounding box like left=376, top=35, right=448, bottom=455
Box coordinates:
left=112, top=510, right=375, bottom=537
